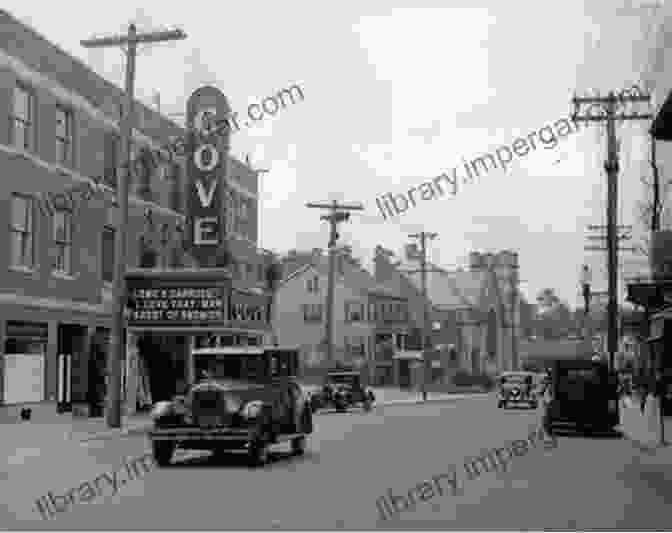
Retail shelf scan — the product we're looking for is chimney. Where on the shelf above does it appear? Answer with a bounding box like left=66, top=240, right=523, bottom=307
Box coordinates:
left=469, top=252, right=483, bottom=270
left=374, top=246, right=396, bottom=282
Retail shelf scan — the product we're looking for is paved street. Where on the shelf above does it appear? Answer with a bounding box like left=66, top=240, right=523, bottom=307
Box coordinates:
left=2, top=394, right=671, bottom=530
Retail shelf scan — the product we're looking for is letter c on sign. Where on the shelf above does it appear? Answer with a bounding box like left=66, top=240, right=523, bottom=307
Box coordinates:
left=193, top=144, right=219, bottom=172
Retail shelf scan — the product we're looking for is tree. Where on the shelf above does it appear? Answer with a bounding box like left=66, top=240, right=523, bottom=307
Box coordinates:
left=634, top=136, right=671, bottom=258
left=534, top=289, right=573, bottom=339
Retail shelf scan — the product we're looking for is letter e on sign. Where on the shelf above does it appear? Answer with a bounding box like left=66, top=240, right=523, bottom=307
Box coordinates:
left=194, top=217, right=219, bottom=245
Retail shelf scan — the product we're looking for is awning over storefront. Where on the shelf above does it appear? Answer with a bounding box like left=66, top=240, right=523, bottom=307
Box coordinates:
left=651, top=89, right=672, bottom=141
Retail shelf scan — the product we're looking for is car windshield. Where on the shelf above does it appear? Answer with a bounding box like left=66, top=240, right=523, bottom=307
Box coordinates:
left=328, top=374, right=355, bottom=384
left=195, top=354, right=266, bottom=382
left=501, top=375, right=527, bottom=384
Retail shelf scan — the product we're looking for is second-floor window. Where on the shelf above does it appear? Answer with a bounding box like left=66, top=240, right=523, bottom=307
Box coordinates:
left=302, top=303, right=322, bottom=322
left=346, top=335, right=366, bottom=356
left=53, top=209, right=73, bottom=274
left=101, top=227, right=115, bottom=284
left=10, top=194, right=35, bottom=268
left=306, top=275, right=319, bottom=293
left=55, top=106, right=73, bottom=165
left=345, top=301, right=365, bottom=322
left=12, top=85, right=34, bottom=151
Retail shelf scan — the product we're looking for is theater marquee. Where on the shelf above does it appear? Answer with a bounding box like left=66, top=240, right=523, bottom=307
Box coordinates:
left=124, top=269, right=271, bottom=332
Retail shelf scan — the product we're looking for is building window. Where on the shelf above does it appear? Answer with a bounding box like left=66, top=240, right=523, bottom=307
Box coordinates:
left=55, top=105, right=73, bottom=165
left=345, top=302, right=365, bottom=322
left=101, top=227, right=115, bottom=284
left=10, top=194, right=35, bottom=269
left=12, top=85, right=34, bottom=151
left=346, top=335, right=366, bottom=356
left=368, top=302, right=377, bottom=322
left=302, top=303, right=322, bottom=322
left=53, top=209, right=73, bottom=274
left=306, top=275, right=319, bottom=293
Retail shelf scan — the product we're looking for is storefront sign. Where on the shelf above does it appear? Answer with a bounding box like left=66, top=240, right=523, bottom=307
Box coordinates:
left=126, top=286, right=227, bottom=325
left=185, top=86, right=232, bottom=265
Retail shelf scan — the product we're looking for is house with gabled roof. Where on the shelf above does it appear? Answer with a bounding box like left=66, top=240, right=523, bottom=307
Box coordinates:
left=274, top=247, right=411, bottom=385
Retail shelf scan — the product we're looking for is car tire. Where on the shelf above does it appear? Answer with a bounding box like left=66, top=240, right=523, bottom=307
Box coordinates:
left=291, top=436, right=306, bottom=455
left=363, top=398, right=372, bottom=412
left=302, top=406, right=314, bottom=434
left=248, top=437, right=270, bottom=467
left=152, top=440, right=175, bottom=467
left=531, top=401, right=538, bottom=409
left=498, top=401, right=506, bottom=409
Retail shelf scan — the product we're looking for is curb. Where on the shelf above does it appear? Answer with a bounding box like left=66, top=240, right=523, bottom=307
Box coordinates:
left=374, top=393, right=488, bottom=407
left=79, top=393, right=489, bottom=441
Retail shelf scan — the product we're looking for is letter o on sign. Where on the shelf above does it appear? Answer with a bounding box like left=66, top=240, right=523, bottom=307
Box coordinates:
left=193, top=144, right=219, bottom=172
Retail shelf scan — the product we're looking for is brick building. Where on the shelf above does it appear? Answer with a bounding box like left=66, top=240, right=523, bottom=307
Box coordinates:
left=0, top=10, right=269, bottom=422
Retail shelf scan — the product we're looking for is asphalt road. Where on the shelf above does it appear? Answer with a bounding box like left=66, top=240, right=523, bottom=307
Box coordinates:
left=5, top=394, right=672, bottom=530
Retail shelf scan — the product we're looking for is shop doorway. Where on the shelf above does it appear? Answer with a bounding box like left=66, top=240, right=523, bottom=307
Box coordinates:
left=399, top=360, right=411, bottom=388
left=87, top=328, right=109, bottom=417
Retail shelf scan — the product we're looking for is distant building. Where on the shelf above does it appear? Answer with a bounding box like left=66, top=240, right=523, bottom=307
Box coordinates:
left=275, top=247, right=410, bottom=386
left=375, top=247, right=523, bottom=377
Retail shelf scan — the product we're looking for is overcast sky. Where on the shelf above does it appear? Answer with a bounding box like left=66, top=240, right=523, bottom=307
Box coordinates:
left=5, top=0, right=669, bottom=309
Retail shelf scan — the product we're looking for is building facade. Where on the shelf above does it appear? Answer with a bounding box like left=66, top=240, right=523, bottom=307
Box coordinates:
left=374, top=246, right=522, bottom=377
left=274, top=248, right=410, bottom=385
left=0, top=10, right=268, bottom=422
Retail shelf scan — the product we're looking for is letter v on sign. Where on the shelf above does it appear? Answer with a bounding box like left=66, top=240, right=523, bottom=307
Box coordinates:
left=195, top=179, right=218, bottom=208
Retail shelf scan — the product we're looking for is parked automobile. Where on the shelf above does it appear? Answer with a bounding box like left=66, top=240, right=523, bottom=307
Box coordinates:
left=543, top=358, right=620, bottom=435
left=148, top=346, right=313, bottom=467
left=309, top=369, right=375, bottom=413
left=497, top=371, right=538, bottom=409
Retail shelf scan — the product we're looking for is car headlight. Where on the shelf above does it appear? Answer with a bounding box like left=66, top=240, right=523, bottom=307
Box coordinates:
left=241, top=401, right=264, bottom=419
left=225, top=395, right=242, bottom=413
left=151, top=401, right=174, bottom=420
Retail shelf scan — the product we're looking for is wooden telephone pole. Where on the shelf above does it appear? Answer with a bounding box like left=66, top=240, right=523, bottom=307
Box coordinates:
left=81, top=24, right=186, bottom=428
left=306, top=201, right=364, bottom=364
left=400, top=232, right=438, bottom=401
left=572, top=90, right=652, bottom=370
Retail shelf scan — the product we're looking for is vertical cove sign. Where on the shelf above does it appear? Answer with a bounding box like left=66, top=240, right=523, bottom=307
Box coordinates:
left=185, top=86, right=232, bottom=266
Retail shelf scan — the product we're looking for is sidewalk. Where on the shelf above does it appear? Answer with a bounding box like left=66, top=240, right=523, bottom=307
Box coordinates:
left=619, top=394, right=672, bottom=455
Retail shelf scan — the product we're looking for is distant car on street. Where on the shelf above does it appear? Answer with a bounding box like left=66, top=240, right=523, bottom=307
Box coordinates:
left=497, top=371, right=539, bottom=409
left=309, top=369, right=375, bottom=413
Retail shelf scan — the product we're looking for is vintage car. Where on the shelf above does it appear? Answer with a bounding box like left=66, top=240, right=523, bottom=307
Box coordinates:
left=543, top=358, right=620, bottom=434
left=148, top=346, right=313, bottom=467
left=309, top=369, right=375, bottom=413
left=497, top=371, right=539, bottom=409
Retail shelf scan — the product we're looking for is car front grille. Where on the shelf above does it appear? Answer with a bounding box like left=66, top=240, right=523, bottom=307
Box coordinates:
left=191, top=390, right=235, bottom=427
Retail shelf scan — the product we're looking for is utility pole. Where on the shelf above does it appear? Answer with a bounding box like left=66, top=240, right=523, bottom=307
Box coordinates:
left=405, top=232, right=438, bottom=401
left=81, top=24, right=186, bottom=428
left=573, top=91, right=652, bottom=370
left=306, top=201, right=364, bottom=365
